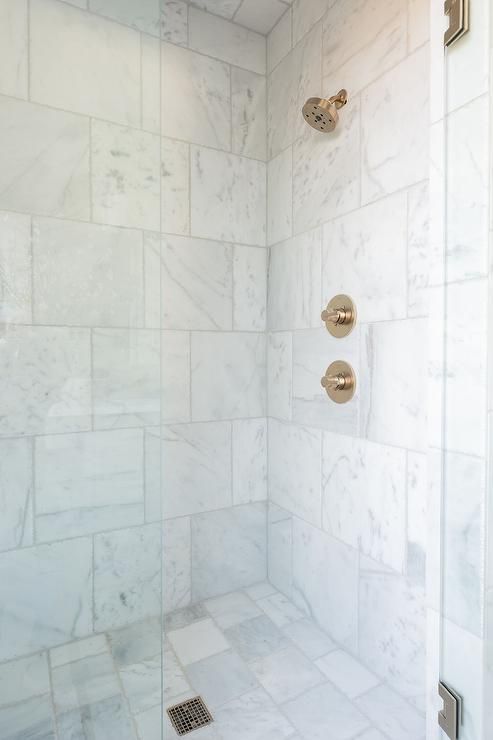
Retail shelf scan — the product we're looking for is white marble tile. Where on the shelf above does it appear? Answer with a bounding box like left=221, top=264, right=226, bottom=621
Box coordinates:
left=164, top=603, right=208, bottom=632
left=0, top=0, right=28, bottom=99
left=162, top=235, right=233, bottom=330
left=185, top=650, right=258, bottom=708
left=191, top=146, right=266, bottom=246
left=142, top=36, right=160, bottom=134
left=161, top=332, right=190, bottom=425
left=31, top=0, right=140, bottom=126
left=89, top=0, right=161, bottom=34
left=257, top=592, right=304, bottom=628
left=234, top=0, right=287, bottom=34
left=52, top=652, right=120, bottom=712
left=164, top=517, right=192, bottom=613
left=0, top=652, right=50, bottom=708
left=92, top=329, right=159, bottom=429
left=442, top=452, right=483, bottom=636
left=445, top=0, right=489, bottom=114
left=293, top=96, right=360, bottom=234
left=109, top=617, right=162, bottom=667
left=0, top=538, right=93, bottom=661
left=355, top=685, right=425, bottom=740
left=267, top=8, right=292, bottom=73
left=407, top=181, right=431, bottom=317
left=267, top=332, right=292, bottom=420
left=57, top=695, right=136, bottom=740
left=120, top=654, right=162, bottom=714
left=51, top=635, right=108, bottom=668
left=267, top=23, right=321, bottom=158
left=191, top=0, right=242, bottom=19
left=268, top=228, right=321, bottom=330
left=357, top=731, right=387, bottom=740
left=0, top=96, right=90, bottom=220
left=205, top=592, right=261, bottom=629
left=233, top=419, right=267, bottom=505
left=213, top=687, right=296, bottom=740
left=322, top=192, right=407, bottom=323
left=136, top=703, right=171, bottom=740
left=250, top=645, right=324, bottom=703
left=191, top=332, right=266, bottom=420
left=92, top=121, right=160, bottom=232
left=189, top=8, right=266, bottom=75
left=164, top=647, right=190, bottom=701
left=161, top=422, right=231, bottom=518
left=360, top=319, right=426, bottom=451
left=35, top=429, right=144, bottom=541
left=244, top=582, right=276, bottom=600
left=0, top=695, right=55, bottom=740
left=315, top=650, right=380, bottom=699
left=322, top=0, right=407, bottom=96
left=162, top=43, right=230, bottom=149
left=268, top=419, right=321, bottom=526
left=232, top=68, right=266, bottom=161
left=283, top=619, right=335, bottom=661
left=0, top=211, right=31, bottom=324
left=359, top=570, right=425, bottom=701
left=0, top=437, right=33, bottom=552
left=162, top=137, right=190, bottom=236
left=268, top=506, right=293, bottom=596
left=292, top=519, right=358, bottom=650
left=225, top=615, right=290, bottom=661
left=162, top=1, right=188, bottom=45
left=446, top=95, right=489, bottom=282
left=144, top=233, right=161, bottom=329
left=233, top=246, right=267, bottom=331
left=0, top=325, right=91, bottom=437
left=33, top=218, right=144, bottom=328
left=322, top=434, right=406, bottom=572
left=268, top=148, right=292, bottom=246
left=94, top=523, right=161, bottom=631
left=191, top=503, right=267, bottom=600
left=408, top=0, right=429, bottom=50
left=407, top=452, right=427, bottom=583
left=361, top=47, right=429, bottom=204
left=168, top=618, right=229, bottom=666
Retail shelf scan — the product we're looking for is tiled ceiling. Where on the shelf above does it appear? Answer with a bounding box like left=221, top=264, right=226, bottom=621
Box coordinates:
left=186, top=0, right=293, bottom=35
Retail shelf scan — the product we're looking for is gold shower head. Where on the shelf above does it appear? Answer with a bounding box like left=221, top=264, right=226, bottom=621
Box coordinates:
left=301, top=89, right=348, bottom=133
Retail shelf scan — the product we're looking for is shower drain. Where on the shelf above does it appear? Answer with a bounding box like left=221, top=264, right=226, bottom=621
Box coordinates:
left=167, top=696, right=214, bottom=736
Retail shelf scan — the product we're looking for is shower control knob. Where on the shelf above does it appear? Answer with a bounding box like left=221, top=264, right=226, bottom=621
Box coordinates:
left=321, top=361, right=356, bottom=404
left=321, top=294, right=357, bottom=338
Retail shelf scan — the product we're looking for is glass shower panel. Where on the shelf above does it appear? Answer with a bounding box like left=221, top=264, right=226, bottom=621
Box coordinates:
left=0, top=1, right=163, bottom=738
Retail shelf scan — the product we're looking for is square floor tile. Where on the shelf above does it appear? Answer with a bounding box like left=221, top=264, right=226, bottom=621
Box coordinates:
left=185, top=650, right=258, bottom=708
left=225, top=615, right=290, bottom=662
left=282, top=682, right=370, bottom=740
left=250, top=646, right=325, bottom=703
left=213, top=688, right=297, bottom=740
left=167, top=619, right=230, bottom=666
left=165, top=603, right=208, bottom=632
left=315, top=650, right=380, bottom=699
left=205, top=592, right=261, bottom=629
left=257, top=593, right=305, bottom=627
left=57, top=695, right=136, bottom=740
left=283, top=619, right=336, bottom=661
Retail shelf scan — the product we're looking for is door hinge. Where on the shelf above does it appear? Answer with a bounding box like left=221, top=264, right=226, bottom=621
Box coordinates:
left=438, top=681, right=462, bottom=739
left=444, top=0, right=469, bottom=47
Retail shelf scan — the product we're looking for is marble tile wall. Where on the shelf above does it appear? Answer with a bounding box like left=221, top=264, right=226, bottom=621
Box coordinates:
left=266, top=0, right=430, bottom=716
left=0, top=0, right=268, bottom=666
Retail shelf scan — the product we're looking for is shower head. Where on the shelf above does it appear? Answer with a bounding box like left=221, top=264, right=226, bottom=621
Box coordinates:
left=302, top=89, right=348, bottom=133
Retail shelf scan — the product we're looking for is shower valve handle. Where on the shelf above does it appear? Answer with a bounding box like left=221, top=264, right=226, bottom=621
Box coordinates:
left=321, top=361, right=356, bottom=405
left=321, top=295, right=357, bottom=338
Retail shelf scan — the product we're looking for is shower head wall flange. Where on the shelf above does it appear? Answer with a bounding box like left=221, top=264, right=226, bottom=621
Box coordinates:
left=302, top=89, right=348, bottom=133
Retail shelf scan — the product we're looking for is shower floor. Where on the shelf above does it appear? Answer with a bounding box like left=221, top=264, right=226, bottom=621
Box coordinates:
left=0, top=584, right=424, bottom=740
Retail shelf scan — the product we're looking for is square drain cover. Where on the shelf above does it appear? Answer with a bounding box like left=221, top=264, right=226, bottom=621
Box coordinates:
left=167, top=696, right=214, bottom=736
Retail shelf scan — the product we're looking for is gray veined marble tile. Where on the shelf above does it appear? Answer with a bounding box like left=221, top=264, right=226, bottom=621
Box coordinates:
left=191, top=332, right=266, bottom=421
left=189, top=8, right=266, bottom=75
left=268, top=507, right=293, bottom=597
left=162, top=43, right=231, bottom=150
left=0, top=0, right=28, bottom=99
left=292, top=0, right=330, bottom=45
left=0, top=695, right=55, bottom=740
left=0, top=539, right=93, bottom=662
left=233, top=246, right=267, bottom=331
left=407, top=181, right=431, bottom=318
left=267, top=332, right=292, bottom=420
left=0, top=437, right=33, bottom=552
left=191, top=147, right=266, bottom=246
left=163, top=517, right=192, bottom=613
left=267, top=8, right=292, bottom=74
left=143, top=232, right=161, bottom=329
left=89, top=0, right=161, bottom=35
left=161, top=331, right=191, bottom=425
left=0, top=325, right=91, bottom=437
left=0, top=211, right=32, bottom=324
left=34, top=429, right=144, bottom=541
left=243, top=582, right=277, bottom=601
left=162, top=1, right=188, bottom=46
left=142, top=36, right=160, bottom=135
left=0, top=96, right=90, bottom=220
left=57, top=694, right=137, bottom=740
left=120, top=654, right=162, bottom=714
left=92, top=121, right=161, bottom=232
left=205, top=591, right=261, bottom=630
left=164, top=603, right=208, bottom=632
left=232, top=68, right=267, bottom=161
left=161, top=235, right=233, bottom=331
left=212, top=687, right=296, bottom=740
left=190, top=0, right=242, bottom=20
left=162, top=137, right=190, bottom=236
left=225, top=615, right=291, bottom=662
left=407, top=451, right=427, bottom=584
left=232, top=419, right=267, bottom=505
left=191, top=503, right=267, bottom=601
left=164, top=647, right=190, bottom=701
left=109, top=617, right=162, bottom=667
left=30, top=0, right=141, bottom=126
left=50, top=635, right=109, bottom=669
left=167, top=618, right=230, bottom=666
left=92, top=329, right=160, bottom=429
left=32, top=217, right=144, bottom=328
left=94, top=523, right=162, bottom=631
left=256, top=592, right=304, bottom=628
left=185, top=650, right=258, bottom=709
left=234, top=0, right=288, bottom=35
left=268, top=148, right=292, bottom=246
left=0, top=653, right=50, bottom=709
left=52, top=652, right=120, bottom=713
left=250, top=645, right=324, bottom=703
left=282, top=618, right=335, bottom=661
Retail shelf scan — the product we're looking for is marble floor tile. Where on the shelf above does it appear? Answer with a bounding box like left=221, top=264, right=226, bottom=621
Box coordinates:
left=250, top=646, right=325, bottom=703
left=282, top=619, right=336, bottom=661
left=205, top=592, right=261, bottom=629
left=119, top=655, right=162, bottom=714
left=167, top=619, right=230, bottom=666
left=163, top=648, right=190, bottom=702
left=244, top=582, right=277, bottom=600
left=0, top=653, right=50, bottom=708
left=185, top=650, right=258, bottom=708
left=213, top=688, right=297, bottom=740
left=109, top=618, right=162, bottom=668
left=51, top=653, right=120, bottom=713
left=225, top=615, right=290, bottom=662
left=355, top=685, right=425, bottom=740
left=164, top=603, right=208, bottom=632
left=57, top=694, right=137, bottom=740
left=0, top=695, right=55, bottom=740
left=50, top=636, right=108, bottom=669
left=257, top=592, right=305, bottom=627
left=315, top=650, right=380, bottom=699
